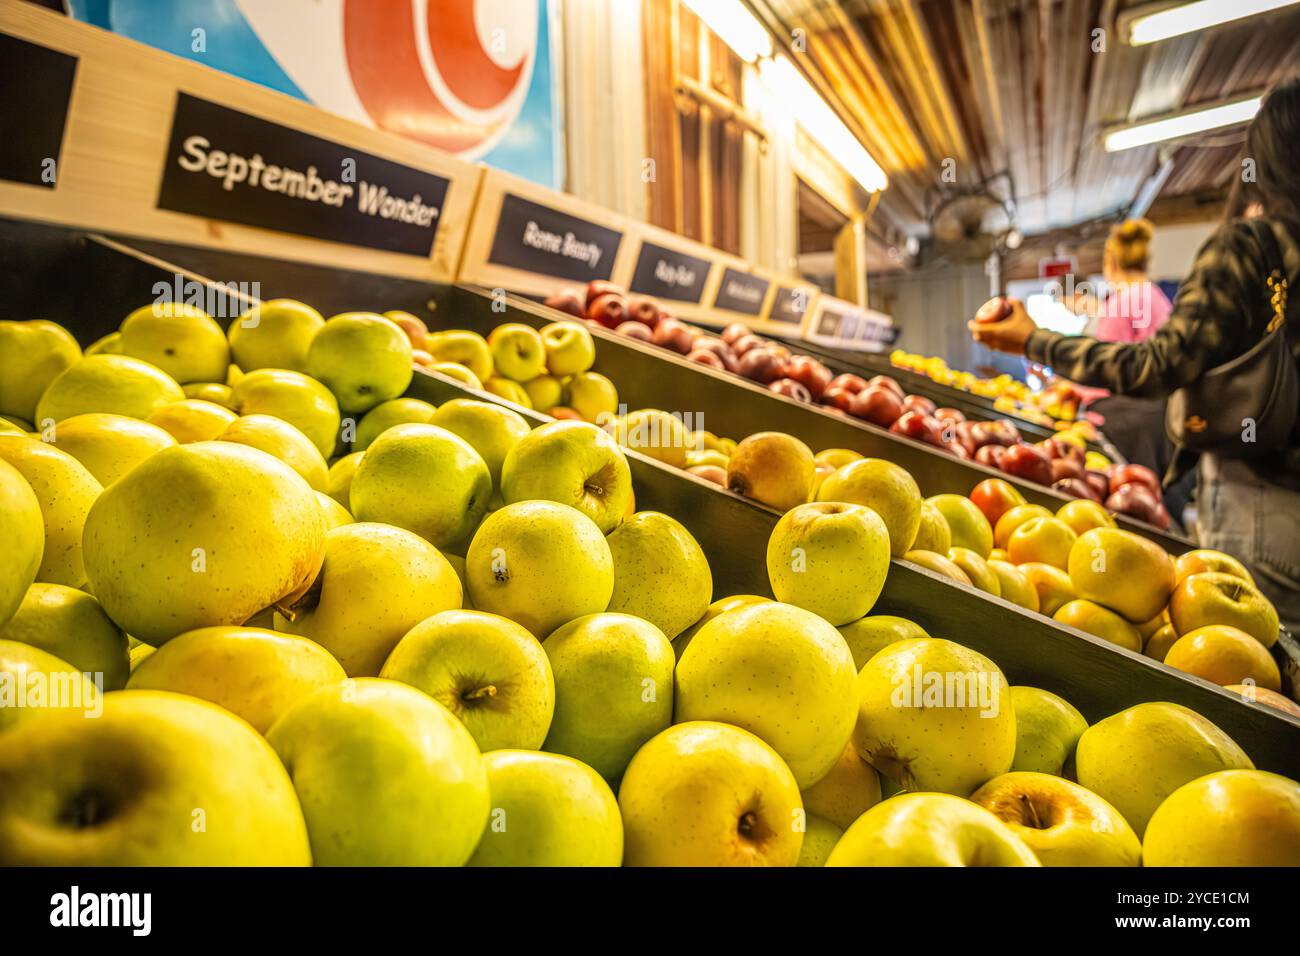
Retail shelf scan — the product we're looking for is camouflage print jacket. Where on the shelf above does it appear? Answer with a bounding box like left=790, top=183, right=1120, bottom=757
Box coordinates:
left=1025, top=217, right=1300, bottom=484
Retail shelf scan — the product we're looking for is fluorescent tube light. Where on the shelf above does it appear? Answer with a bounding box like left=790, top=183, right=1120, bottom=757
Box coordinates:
left=680, top=0, right=773, bottom=62
left=1103, top=95, right=1262, bottom=151
left=1127, top=0, right=1300, bottom=45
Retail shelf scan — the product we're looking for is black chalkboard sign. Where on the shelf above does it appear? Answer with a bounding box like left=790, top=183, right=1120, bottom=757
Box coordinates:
left=713, top=268, right=769, bottom=315
left=0, top=33, right=77, bottom=188
left=628, top=241, right=711, bottom=302
left=769, top=286, right=812, bottom=326
left=157, top=94, right=450, bottom=256
left=487, top=193, right=623, bottom=282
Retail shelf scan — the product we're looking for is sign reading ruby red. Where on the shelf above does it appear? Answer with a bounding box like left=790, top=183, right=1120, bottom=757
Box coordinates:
left=157, top=93, right=451, bottom=256
left=488, top=193, right=624, bottom=282
left=629, top=241, right=711, bottom=303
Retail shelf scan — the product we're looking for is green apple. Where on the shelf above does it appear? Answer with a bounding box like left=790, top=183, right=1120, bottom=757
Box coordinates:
left=381, top=608, right=554, bottom=751
left=127, top=625, right=344, bottom=733
left=47, top=413, right=176, bottom=485
left=228, top=368, right=341, bottom=457
left=926, top=494, right=994, bottom=558
left=0, top=435, right=101, bottom=588
left=619, top=721, right=803, bottom=866
left=429, top=362, right=484, bottom=389
left=1009, top=685, right=1087, bottom=775
left=911, top=500, right=951, bottom=553
left=468, top=750, right=622, bottom=866
left=0, top=320, right=81, bottom=422
left=147, top=398, right=238, bottom=443
left=1143, top=769, right=1300, bottom=867
left=540, top=321, right=596, bottom=376
left=826, top=793, right=1039, bottom=866
left=972, top=771, right=1141, bottom=866
left=307, top=313, right=413, bottom=414
left=483, top=376, right=533, bottom=408
left=989, top=560, right=1039, bottom=612
left=499, top=420, right=631, bottom=534
left=267, top=678, right=488, bottom=865
left=220, top=414, right=329, bottom=491
left=119, top=302, right=229, bottom=384
left=326, top=451, right=363, bottom=509
left=35, top=355, right=184, bottom=424
left=854, top=638, right=1015, bottom=795
left=82, top=442, right=326, bottom=646
left=542, top=612, right=674, bottom=779
left=566, top=371, right=619, bottom=423
left=466, top=501, right=614, bottom=638
left=0, top=460, right=43, bottom=625
left=427, top=330, right=494, bottom=382
left=276, top=522, right=461, bottom=677
left=84, top=331, right=121, bottom=356
left=349, top=423, right=491, bottom=550
left=0, top=583, right=129, bottom=691
left=353, top=397, right=437, bottom=451
left=671, top=594, right=769, bottom=659
left=0, top=689, right=311, bottom=864
left=523, top=374, right=564, bottom=412
left=836, top=615, right=929, bottom=670
left=797, top=814, right=842, bottom=867
left=767, top=501, right=890, bottom=626
left=183, top=381, right=234, bottom=406
left=315, top=491, right=353, bottom=529
left=675, top=601, right=857, bottom=787
left=817, top=458, right=921, bottom=557
left=1075, top=701, right=1253, bottom=836
left=605, top=512, right=712, bottom=638
left=429, top=398, right=531, bottom=489
left=488, top=323, right=547, bottom=382
left=0, top=640, right=99, bottom=733
left=227, top=299, right=324, bottom=372
left=800, top=740, right=882, bottom=830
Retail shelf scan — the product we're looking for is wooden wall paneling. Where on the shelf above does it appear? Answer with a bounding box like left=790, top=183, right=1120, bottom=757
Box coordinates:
left=642, top=0, right=684, bottom=233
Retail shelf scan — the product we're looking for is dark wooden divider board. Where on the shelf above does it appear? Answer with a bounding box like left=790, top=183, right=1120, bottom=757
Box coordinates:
left=24, top=221, right=1297, bottom=776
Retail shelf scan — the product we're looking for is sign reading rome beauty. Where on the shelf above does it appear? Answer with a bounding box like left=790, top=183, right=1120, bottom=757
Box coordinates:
left=487, top=193, right=624, bottom=282
left=157, top=94, right=451, bottom=256
left=629, top=242, right=712, bottom=303
left=712, top=269, right=770, bottom=316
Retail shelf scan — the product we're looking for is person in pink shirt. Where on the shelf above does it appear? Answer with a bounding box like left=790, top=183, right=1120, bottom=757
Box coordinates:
left=1092, top=218, right=1172, bottom=342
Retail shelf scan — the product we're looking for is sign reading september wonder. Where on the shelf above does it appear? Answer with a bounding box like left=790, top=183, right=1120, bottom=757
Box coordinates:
left=157, top=93, right=451, bottom=256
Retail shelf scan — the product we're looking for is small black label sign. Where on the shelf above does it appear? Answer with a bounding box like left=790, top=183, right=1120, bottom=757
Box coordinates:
left=629, top=242, right=711, bottom=302
left=488, top=193, right=622, bottom=282
left=770, top=286, right=812, bottom=326
left=713, top=268, right=769, bottom=315
left=157, top=93, right=450, bottom=256
left=0, top=33, right=77, bottom=188
left=816, top=310, right=843, bottom=338
left=818, top=304, right=898, bottom=347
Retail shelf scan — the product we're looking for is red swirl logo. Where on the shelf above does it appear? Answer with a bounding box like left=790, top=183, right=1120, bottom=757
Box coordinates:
left=343, top=0, right=537, bottom=155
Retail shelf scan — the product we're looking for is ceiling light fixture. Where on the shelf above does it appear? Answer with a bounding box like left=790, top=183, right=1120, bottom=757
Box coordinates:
left=1103, top=94, right=1262, bottom=151
left=679, top=0, right=773, bottom=62
left=1125, top=0, right=1300, bottom=46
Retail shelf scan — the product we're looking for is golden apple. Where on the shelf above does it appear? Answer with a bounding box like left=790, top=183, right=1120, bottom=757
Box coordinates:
left=1169, top=572, right=1279, bottom=649
left=826, top=793, right=1038, bottom=866
left=1164, top=624, right=1280, bottom=690
left=1067, top=527, right=1175, bottom=623
left=1053, top=599, right=1142, bottom=652
left=1143, top=769, right=1300, bottom=866
left=800, top=740, right=882, bottom=830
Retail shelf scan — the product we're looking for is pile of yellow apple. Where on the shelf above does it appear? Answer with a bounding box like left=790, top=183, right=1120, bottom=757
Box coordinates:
left=889, top=348, right=1080, bottom=423
left=2, top=302, right=1297, bottom=869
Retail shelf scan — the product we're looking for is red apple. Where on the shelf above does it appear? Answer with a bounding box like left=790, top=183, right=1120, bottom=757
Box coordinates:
left=975, top=296, right=1011, bottom=324
left=1109, top=464, right=1161, bottom=499
left=941, top=440, right=971, bottom=459
left=867, top=375, right=905, bottom=399
left=731, top=334, right=765, bottom=357
left=821, top=385, right=857, bottom=412
left=1050, top=457, right=1085, bottom=483
left=735, top=347, right=783, bottom=383
left=544, top=290, right=585, bottom=319
left=890, top=410, right=941, bottom=444
left=769, top=378, right=812, bottom=403
left=934, top=407, right=966, bottom=424
left=971, top=478, right=1027, bottom=526
left=901, top=394, right=937, bottom=416
left=585, top=281, right=623, bottom=307
left=1106, top=483, right=1161, bottom=524
left=1001, top=443, right=1054, bottom=485
left=1150, top=503, right=1172, bottom=531
left=1053, top=477, right=1099, bottom=501
left=690, top=336, right=732, bottom=360
left=626, top=296, right=662, bottom=327
left=587, top=295, right=627, bottom=329
left=850, top=385, right=904, bottom=427
left=686, top=349, right=725, bottom=369
left=615, top=321, right=654, bottom=343
left=975, top=445, right=1008, bottom=469
left=827, top=373, right=868, bottom=394
left=784, top=356, right=832, bottom=399
left=651, top=318, right=696, bottom=354
left=722, top=323, right=751, bottom=346
left=1084, top=469, right=1110, bottom=501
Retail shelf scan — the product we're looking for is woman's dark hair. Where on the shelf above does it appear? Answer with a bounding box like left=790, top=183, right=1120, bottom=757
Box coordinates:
left=1228, top=77, right=1300, bottom=225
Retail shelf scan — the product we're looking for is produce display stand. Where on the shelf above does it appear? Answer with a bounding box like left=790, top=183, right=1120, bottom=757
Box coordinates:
left=9, top=217, right=1299, bottom=781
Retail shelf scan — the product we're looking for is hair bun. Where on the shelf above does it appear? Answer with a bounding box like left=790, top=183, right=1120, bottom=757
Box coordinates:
left=1117, top=219, right=1153, bottom=242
